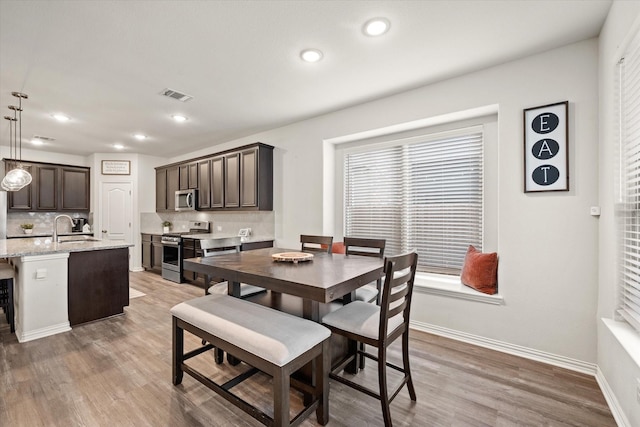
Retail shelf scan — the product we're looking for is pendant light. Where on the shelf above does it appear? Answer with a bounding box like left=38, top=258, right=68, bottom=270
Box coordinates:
left=2, top=92, right=32, bottom=191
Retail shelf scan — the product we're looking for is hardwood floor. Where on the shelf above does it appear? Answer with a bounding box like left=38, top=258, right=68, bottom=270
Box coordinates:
left=0, top=271, right=615, bottom=426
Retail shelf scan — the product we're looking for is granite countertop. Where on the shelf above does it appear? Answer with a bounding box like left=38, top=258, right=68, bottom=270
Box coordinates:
left=0, top=237, right=134, bottom=258
left=6, top=232, right=94, bottom=239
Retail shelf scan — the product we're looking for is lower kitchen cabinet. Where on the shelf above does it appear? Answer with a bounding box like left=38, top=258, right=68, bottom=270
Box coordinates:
left=141, top=233, right=163, bottom=273
left=68, top=247, right=129, bottom=326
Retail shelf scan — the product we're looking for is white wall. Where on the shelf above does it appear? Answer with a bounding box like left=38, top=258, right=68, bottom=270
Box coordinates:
left=171, top=38, right=601, bottom=366
left=598, top=1, right=640, bottom=426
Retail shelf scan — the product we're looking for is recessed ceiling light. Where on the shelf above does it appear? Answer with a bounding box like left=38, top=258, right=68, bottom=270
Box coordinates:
left=31, top=138, right=44, bottom=145
left=113, top=143, right=124, bottom=150
left=172, top=115, right=188, bottom=123
left=133, top=133, right=147, bottom=140
left=363, top=18, right=390, bottom=36
left=52, top=113, right=70, bottom=122
left=300, top=49, right=323, bottom=63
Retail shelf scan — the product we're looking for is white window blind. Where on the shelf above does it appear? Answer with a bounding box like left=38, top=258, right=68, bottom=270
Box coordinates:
left=344, top=130, right=483, bottom=275
left=618, top=27, right=640, bottom=333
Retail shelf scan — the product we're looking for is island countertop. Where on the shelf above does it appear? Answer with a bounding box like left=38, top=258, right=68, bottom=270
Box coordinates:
left=0, top=237, right=134, bottom=258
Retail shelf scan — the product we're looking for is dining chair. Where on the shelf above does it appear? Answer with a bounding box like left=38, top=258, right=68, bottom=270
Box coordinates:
left=201, top=237, right=266, bottom=298
left=300, top=235, right=333, bottom=253
left=344, top=237, right=386, bottom=304
left=321, top=251, right=418, bottom=427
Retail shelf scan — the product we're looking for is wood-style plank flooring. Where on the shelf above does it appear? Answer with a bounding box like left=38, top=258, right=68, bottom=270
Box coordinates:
left=0, top=271, right=615, bottom=426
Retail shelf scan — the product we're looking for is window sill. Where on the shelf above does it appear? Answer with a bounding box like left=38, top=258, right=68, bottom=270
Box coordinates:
left=601, top=318, right=640, bottom=369
left=414, top=273, right=504, bottom=305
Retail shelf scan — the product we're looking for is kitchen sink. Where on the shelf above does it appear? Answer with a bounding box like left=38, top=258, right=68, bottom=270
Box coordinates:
left=57, top=235, right=101, bottom=243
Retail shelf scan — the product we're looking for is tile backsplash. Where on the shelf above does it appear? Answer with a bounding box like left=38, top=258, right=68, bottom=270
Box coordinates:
left=140, top=211, right=274, bottom=237
left=7, top=212, right=91, bottom=236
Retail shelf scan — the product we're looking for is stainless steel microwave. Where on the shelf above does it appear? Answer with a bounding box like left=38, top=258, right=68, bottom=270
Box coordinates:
left=175, top=189, right=198, bottom=211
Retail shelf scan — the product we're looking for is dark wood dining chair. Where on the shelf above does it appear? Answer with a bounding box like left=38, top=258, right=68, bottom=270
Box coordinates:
left=201, top=237, right=266, bottom=298
left=344, top=237, right=386, bottom=304
left=300, top=235, right=333, bottom=253
left=321, top=251, right=418, bottom=427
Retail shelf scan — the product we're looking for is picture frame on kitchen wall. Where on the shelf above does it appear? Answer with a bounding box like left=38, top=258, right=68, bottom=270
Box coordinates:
left=523, top=101, right=569, bottom=193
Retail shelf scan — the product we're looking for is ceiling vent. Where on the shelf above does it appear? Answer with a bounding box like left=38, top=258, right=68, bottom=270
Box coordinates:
left=32, top=135, right=55, bottom=141
left=159, top=88, right=193, bottom=102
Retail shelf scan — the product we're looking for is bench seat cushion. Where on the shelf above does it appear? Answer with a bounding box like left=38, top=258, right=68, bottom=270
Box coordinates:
left=171, top=294, right=330, bottom=367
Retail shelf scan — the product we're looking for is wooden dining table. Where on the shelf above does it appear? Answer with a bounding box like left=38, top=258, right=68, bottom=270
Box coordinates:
left=183, top=246, right=384, bottom=322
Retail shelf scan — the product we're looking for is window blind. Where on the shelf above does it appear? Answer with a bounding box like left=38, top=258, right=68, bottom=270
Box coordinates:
left=344, top=131, right=483, bottom=275
left=618, top=28, right=640, bottom=333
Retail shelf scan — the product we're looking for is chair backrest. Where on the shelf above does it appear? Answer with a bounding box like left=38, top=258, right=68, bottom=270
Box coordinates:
left=343, top=237, right=386, bottom=259
left=201, top=237, right=241, bottom=257
left=300, top=235, right=333, bottom=253
left=379, top=251, right=418, bottom=341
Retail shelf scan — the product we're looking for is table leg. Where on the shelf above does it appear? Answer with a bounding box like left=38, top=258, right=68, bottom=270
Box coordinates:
left=302, top=299, right=319, bottom=322
left=342, top=291, right=360, bottom=374
left=227, top=281, right=241, bottom=298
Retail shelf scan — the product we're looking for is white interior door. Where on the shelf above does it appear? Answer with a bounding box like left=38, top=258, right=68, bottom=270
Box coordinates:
left=101, top=182, right=133, bottom=242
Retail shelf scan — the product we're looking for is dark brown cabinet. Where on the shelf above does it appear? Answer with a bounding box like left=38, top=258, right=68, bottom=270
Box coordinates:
left=141, top=233, right=163, bottom=273
left=166, top=166, right=179, bottom=211
left=211, top=156, right=225, bottom=208
left=197, top=160, right=211, bottom=209
left=68, top=247, right=129, bottom=326
left=156, top=169, right=167, bottom=211
left=60, top=167, right=90, bottom=211
left=155, top=143, right=273, bottom=212
left=5, top=160, right=89, bottom=212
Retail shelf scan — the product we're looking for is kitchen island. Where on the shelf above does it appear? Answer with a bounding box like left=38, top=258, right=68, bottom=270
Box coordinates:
left=0, top=237, right=133, bottom=342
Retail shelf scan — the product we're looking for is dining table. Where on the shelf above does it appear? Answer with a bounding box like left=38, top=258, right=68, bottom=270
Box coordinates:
left=183, top=246, right=384, bottom=321
left=183, top=246, right=385, bottom=372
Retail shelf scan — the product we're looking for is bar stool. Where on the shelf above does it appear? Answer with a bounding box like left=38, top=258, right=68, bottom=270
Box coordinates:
left=0, top=263, right=16, bottom=333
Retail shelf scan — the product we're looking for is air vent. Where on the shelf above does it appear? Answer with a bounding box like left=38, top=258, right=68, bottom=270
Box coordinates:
left=32, top=135, right=55, bottom=141
left=159, top=88, right=193, bottom=102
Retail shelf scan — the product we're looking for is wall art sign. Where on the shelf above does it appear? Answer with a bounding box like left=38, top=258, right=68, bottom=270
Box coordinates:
left=523, top=101, right=569, bottom=192
left=101, top=160, right=130, bottom=175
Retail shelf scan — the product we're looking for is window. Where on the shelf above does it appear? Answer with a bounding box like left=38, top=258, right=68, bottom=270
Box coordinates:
left=617, top=28, right=640, bottom=333
left=344, top=127, right=483, bottom=275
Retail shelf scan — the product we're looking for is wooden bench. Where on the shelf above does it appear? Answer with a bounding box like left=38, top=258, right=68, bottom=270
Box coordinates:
left=171, top=294, right=331, bottom=427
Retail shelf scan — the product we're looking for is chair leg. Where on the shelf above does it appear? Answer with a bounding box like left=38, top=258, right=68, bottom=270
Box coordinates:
left=378, top=345, right=393, bottom=427
left=359, top=342, right=366, bottom=369
left=402, top=330, right=416, bottom=401
left=172, top=318, right=184, bottom=385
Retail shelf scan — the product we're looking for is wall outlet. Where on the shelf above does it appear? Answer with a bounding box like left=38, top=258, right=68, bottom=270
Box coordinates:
left=217, top=226, right=222, bottom=232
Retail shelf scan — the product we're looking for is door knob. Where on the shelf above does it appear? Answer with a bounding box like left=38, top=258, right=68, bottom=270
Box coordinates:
left=102, top=230, right=107, bottom=233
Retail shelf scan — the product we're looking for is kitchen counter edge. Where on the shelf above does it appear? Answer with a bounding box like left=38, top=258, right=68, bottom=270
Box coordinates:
left=0, top=238, right=134, bottom=258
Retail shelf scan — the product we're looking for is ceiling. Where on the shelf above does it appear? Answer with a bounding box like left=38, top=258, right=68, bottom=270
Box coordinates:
left=0, top=0, right=612, bottom=158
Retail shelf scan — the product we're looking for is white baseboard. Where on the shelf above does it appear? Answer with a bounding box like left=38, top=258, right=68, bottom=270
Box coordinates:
left=596, top=367, right=632, bottom=427
left=130, top=267, right=145, bottom=272
left=16, top=322, right=71, bottom=343
left=410, top=320, right=598, bottom=375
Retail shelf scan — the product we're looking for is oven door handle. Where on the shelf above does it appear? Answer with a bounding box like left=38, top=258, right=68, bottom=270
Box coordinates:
left=162, top=241, right=181, bottom=247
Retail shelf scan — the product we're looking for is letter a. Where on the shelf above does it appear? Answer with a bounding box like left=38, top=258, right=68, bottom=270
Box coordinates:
left=538, top=140, right=554, bottom=157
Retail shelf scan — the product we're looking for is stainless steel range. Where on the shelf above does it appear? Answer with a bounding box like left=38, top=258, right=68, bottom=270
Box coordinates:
left=161, top=220, right=209, bottom=283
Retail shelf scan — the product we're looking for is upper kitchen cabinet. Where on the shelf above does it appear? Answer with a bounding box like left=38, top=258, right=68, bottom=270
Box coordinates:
left=222, top=144, right=273, bottom=210
left=60, top=167, right=90, bottom=211
left=155, top=142, right=273, bottom=212
left=4, top=160, right=90, bottom=212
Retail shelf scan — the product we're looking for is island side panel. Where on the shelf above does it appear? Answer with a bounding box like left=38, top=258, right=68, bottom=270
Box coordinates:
left=68, top=247, right=129, bottom=325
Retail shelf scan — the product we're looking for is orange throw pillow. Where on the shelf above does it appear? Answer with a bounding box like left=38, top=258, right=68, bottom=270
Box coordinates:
left=331, top=242, right=346, bottom=254
left=460, top=245, right=498, bottom=295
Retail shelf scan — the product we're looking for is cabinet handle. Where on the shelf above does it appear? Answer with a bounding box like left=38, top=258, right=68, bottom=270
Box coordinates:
left=102, top=230, right=107, bottom=233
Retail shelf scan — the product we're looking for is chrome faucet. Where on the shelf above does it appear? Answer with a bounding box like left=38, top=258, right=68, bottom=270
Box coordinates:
left=53, top=214, right=74, bottom=243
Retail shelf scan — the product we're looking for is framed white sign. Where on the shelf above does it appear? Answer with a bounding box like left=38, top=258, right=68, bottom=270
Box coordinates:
left=523, top=101, right=569, bottom=192
left=101, top=160, right=130, bottom=175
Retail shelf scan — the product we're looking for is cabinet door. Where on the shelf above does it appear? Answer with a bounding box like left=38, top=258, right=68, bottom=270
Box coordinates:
left=240, top=148, right=258, bottom=208
left=141, top=234, right=152, bottom=269
left=197, top=160, right=211, bottom=209
left=211, top=156, right=225, bottom=208
left=167, top=166, right=179, bottom=211
left=188, top=163, right=198, bottom=189
left=60, top=167, right=90, bottom=211
left=152, top=242, right=163, bottom=272
left=179, top=165, right=189, bottom=190
left=6, top=163, right=33, bottom=210
left=35, top=166, right=58, bottom=211
left=156, top=169, right=167, bottom=211
left=224, top=153, right=240, bottom=208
